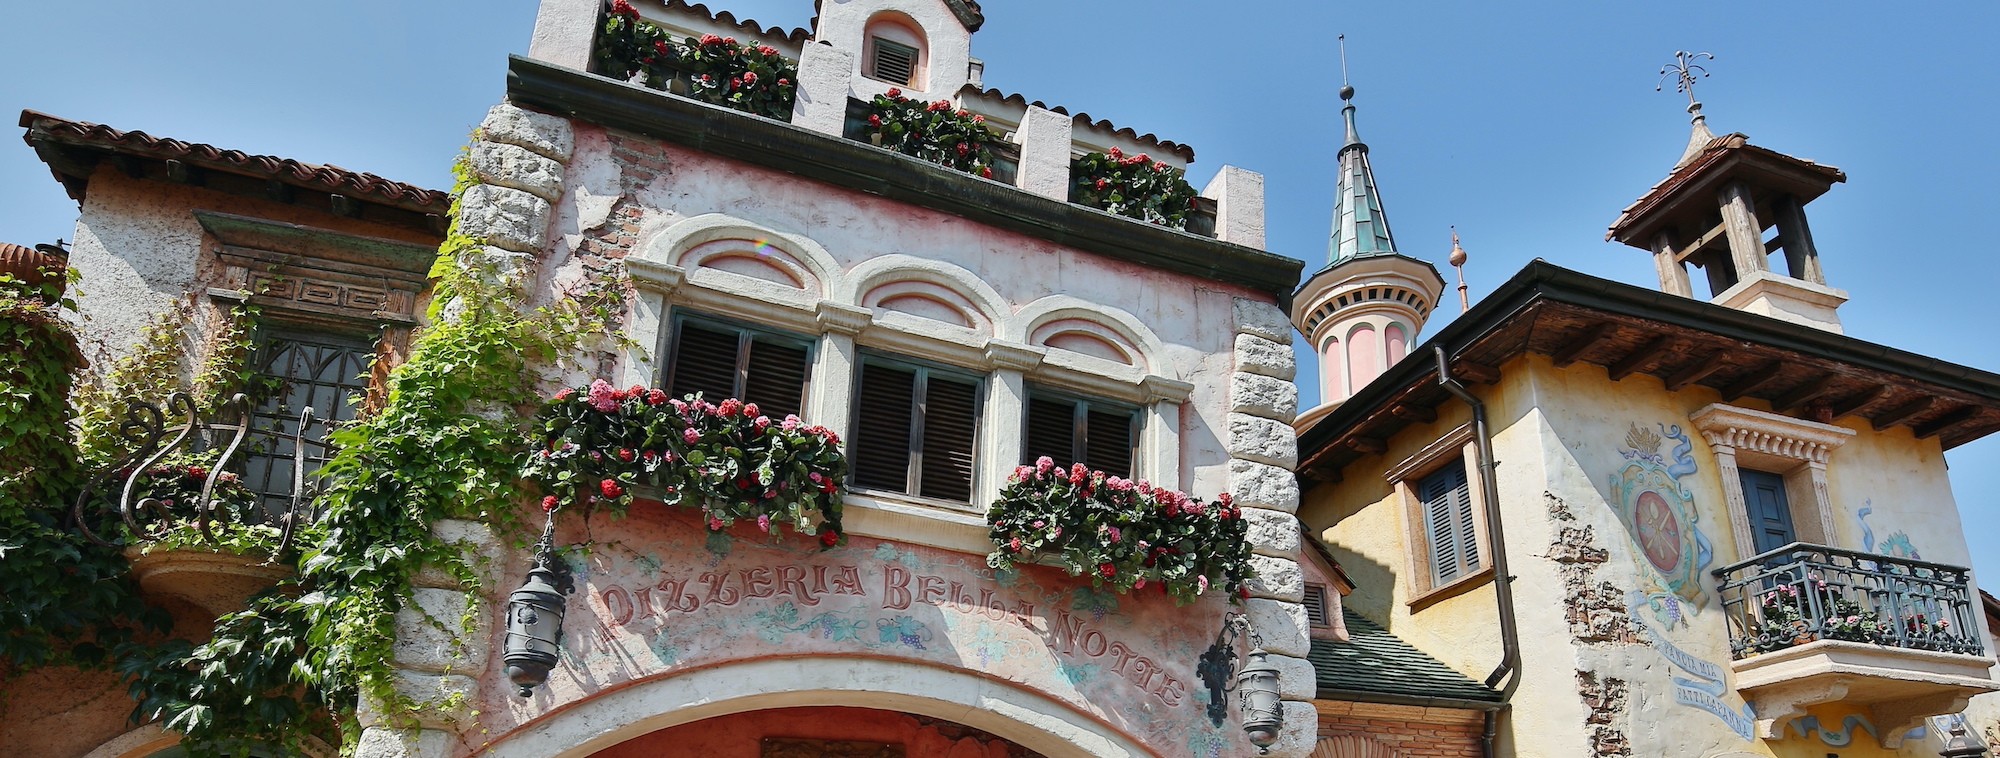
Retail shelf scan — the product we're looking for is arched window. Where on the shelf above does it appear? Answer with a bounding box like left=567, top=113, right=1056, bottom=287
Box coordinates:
left=863, top=13, right=927, bottom=89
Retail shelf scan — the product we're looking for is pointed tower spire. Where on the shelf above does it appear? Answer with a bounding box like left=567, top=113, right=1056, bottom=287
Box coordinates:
left=1328, top=36, right=1398, bottom=264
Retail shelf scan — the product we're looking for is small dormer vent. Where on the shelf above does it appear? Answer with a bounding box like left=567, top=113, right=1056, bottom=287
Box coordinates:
left=871, top=38, right=918, bottom=86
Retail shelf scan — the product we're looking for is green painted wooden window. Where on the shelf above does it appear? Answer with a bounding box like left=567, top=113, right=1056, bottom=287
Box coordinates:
left=1419, top=462, right=1479, bottom=585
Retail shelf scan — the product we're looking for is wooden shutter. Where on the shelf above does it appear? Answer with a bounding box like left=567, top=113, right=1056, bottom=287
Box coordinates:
left=1024, top=395, right=1077, bottom=466
left=1420, top=465, right=1469, bottom=584
left=918, top=374, right=979, bottom=502
left=853, top=362, right=916, bottom=492
left=1303, top=584, right=1329, bottom=627
left=1084, top=406, right=1136, bottom=478
left=742, top=337, right=809, bottom=420
left=668, top=321, right=740, bottom=403
left=871, top=38, right=917, bottom=86
left=1454, top=469, right=1480, bottom=573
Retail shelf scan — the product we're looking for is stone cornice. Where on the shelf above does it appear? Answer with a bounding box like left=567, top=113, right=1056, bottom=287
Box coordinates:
left=1690, top=403, right=1855, bottom=463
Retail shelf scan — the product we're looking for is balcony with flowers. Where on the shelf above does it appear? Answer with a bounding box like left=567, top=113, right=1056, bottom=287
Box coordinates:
left=578, top=0, right=1234, bottom=238
left=1712, top=542, right=1998, bottom=747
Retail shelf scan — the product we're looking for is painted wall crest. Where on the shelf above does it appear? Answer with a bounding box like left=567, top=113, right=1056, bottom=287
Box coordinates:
left=1609, top=423, right=1715, bottom=626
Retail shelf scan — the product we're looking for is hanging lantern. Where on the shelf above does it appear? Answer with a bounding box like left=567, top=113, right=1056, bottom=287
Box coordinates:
left=503, top=511, right=574, bottom=697
left=1235, top=647, right=1284, bottom=752
left=1942, top=720, right=1991, bottom=758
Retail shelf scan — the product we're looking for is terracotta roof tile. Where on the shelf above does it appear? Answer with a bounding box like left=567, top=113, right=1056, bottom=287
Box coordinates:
left=1606, top=132, right=1845, bottom=242
left=660, top=0, right=812, bottom=44
left=19, top=109, right=448, bottom=214
left=960, top=86, right=1196, bottom=163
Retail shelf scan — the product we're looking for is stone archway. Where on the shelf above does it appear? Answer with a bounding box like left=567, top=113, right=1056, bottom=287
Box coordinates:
left=478, top=657, right=1152, bottom=758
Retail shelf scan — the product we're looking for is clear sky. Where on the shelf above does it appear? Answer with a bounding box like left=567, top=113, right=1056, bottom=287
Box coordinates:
left=3, top=2, right=1995, bottom=579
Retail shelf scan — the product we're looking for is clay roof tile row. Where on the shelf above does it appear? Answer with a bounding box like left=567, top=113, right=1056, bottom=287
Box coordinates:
left=963, top=86, right=1196, bottom=163
left=661, top=0, right=812, bottom=44
left=19, top=109, right=448, bottom=213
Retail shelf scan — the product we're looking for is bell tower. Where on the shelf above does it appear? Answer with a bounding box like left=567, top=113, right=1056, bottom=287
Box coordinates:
left=1291, top=57, right=1445, bottom=429
left=1608, top=52, right=1850, bottom=333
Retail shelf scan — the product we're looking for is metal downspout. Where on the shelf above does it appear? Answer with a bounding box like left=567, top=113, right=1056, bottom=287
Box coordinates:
left=1435, top=346, right=1521, bottom=758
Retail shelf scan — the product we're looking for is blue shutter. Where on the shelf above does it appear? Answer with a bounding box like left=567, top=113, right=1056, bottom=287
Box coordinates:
left=1421, top=464, right=1474, bottom=585
left=1453, top=466, right=1479, bottom=572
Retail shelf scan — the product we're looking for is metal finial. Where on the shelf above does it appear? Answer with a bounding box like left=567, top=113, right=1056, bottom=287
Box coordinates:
left=1449, top=227, right=1470, bottom=313
left=1338, top=35, right=1354, bottom=101
left=1656, top=50, right=1714, bottom=111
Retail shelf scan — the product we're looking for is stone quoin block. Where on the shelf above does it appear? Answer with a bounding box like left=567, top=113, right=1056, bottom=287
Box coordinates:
left=457, top=184, right=552, bottom=254
left=1230, top=458, right=1301, bottom=513
left=354, top=727, right=451, bottom=758
left=1230, top=371, right=1299, bottom=422
left=1243, top=597, right=1310, bottom=658
left=1245, top=555, right=1305, bottom=602
left=479, top=103, right=575, bottom=163
left=1232, top=296, right=1292, bottom=344
left=1234, top=333, right=1297, bottom=381
left=1263, top=651, right=1318, bottom=701
left=1228, top=412, right=1299, bottom=469
left=392, top=587, right=489, bottom=674
left=1014, top=105, right=1074, bottom=201
left=469, top=141, right=566, bottom=203
left=1242, top=507, right=1303, bottom=555
left=357, top=671, right=477, bottom=729
left=1265, top=700, right=1322, bottom=758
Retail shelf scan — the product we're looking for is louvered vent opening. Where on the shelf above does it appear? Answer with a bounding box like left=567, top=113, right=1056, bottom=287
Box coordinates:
left=919, top=375, right=979, bottom=501
left=1085, top=406, right=1136, bottom=479
left=1304, top=584, right=1329, bottom=627
left=742, top=337, right=809, bottom=420
left=668, top=321, right=741, bottom=403
left=1024, top=396, right=1077, bottom=466
left=853, top=362, right=916, bottom=492
left=871, top=38, right=918, bottom=86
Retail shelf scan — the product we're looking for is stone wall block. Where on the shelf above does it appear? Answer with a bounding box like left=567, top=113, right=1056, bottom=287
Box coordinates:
left=526, top=0, right=600, bottom=72
left=1244, top=597, right=1310, bottom=658
left=1246, top=555, right=1304, bottom=602
left=1234, top=334, right=1297, bottom=381
left=480, top=103, right=575, bottom=163
left=415, top=518, right=503, bottom=590
left=1232, top=296, right=1291, bottom=343
left=1230, top=458, right=1300, bottom=513
left=790, top=43, right=856, bottom=136
left=354, top=727, right=451, bottom=758
left=1014, top=106, right=1074, bottom=200
left=458, top=184, right=552, bottom=254
left=1228, top=412, right=1299, bottom=469
left=393, top=587, right=489, bottom=674
left=357, top=671, right=477, bottom=729
left=469, top=141, right=566, bottom=203
left=1242, top=507, right=1302, bottom=555
left=1261, top=700, right=1322, bottom=758
left=1230, top=371, right=1298, bottom=422
left=1263, top=651, right=1318, bottom=701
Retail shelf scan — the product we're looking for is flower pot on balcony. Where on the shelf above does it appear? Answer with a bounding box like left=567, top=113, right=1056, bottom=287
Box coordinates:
left=125, top=545, right=292, bottom=618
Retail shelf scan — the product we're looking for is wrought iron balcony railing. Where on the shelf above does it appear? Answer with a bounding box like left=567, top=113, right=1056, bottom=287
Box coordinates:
left=71, top=392, right=331, bottom=555
left=1713, top=542, right=1984, bottom=660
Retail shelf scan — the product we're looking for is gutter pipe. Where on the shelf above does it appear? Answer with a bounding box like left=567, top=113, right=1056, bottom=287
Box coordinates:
left=1435, top=346, right=1522, bottom=758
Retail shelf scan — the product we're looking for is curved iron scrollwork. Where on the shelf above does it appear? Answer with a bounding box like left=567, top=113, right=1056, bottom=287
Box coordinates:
left=71, top=392, right=333, bottom=557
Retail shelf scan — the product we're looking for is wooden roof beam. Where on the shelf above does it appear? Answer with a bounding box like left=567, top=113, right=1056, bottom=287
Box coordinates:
left=1664, top=352, right=1728, bottom=392
left=1872, top=396, right=1935, bottom=432
left=1721, top=362, right=1785, bottom=401
left=1608, top=335, right=1675, bottom=381
left=1914, top=405, right=1981, bottom=439
left=1828, top=385, right=1889, bottom=420
left=1346, top=436, right=1387, bottom=454
left=1391, top=404, right=1438, bottom=424
left=1552, top=322, right=1616, bottom=368
left=1773, top=374, right=1839, bottom=413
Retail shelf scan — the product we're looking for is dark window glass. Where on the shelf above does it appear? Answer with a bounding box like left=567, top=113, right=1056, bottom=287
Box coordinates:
left=1021, top=389, right=1137, bottom=479
left=241, top=331, right=373, bottom=518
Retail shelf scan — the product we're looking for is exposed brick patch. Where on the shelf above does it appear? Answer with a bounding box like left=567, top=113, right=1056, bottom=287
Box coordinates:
left=1317, top=711, right=1485, bottom=757
left=1576, top=671, right=1632, bottom=756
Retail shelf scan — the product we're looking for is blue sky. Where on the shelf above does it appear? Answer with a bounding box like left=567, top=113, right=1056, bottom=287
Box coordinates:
left=3, top=2, right=1995, bottom=579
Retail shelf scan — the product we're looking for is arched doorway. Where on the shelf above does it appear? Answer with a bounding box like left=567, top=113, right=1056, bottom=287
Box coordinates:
left=477, top=657, right=1152, bottom=757
left=590, top=706, right=1036, bottom=757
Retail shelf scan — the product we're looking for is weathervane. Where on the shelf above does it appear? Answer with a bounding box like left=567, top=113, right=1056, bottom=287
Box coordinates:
left=1656, top=50, right=1714, bottom=110
left=1337, top=34, right=1354, bottom=101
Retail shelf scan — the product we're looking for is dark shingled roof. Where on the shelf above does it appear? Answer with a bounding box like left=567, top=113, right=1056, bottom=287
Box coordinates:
left=1309, top=609, right=1503, bottom=707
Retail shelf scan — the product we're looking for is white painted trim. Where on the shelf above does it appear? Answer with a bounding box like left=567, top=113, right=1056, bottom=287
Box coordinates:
left=477, top=657, right=1151, bottom=758
left=636, top=213, right=845, bottom=300
left=841, top=254, right=1008, bottom=330
left=1008, top=295, right=1165, bottom=375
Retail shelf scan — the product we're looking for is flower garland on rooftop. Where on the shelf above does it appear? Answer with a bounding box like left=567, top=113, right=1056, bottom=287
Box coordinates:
left=865, top=88, right=1000, bottom=178
left=986, top=457, right=1253, bottom=605
left=596, top=0, right=798, bottom=121
left=1070, top=148, right=1200, bottom=229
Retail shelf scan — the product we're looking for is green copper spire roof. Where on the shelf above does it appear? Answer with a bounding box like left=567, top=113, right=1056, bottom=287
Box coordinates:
left=1328, top=85, right=1399, bottom=264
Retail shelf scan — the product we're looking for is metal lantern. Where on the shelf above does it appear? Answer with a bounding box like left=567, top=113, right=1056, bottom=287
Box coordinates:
left=503, top=512, right=574, bottom=697
left=1942, top=720, right=1991, bottom=758
left=1197, top=612, right=1287, bottom=754
left=1235, top=647, right=1284, bottom=752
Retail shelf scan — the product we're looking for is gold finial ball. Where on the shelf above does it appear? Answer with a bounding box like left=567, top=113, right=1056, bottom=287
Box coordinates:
left=1449, top=238, right=1467, bottom=267
left=1339, top=84, right=1355, bottom=101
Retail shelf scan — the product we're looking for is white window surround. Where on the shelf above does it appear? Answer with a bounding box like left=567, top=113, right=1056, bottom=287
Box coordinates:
left=1689, top=402, right=1855, bottom=561
left=621, top=215, right=1199, bottom=552
left=1384, top=422, right=1493, bottom=606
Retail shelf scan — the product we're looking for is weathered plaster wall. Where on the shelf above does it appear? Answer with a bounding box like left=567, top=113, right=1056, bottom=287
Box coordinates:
left=0, top=600, right=221, bottom=757
left=63, top=167, right=435, bottom=378
left=1303, top=352, right=1993, bottom=758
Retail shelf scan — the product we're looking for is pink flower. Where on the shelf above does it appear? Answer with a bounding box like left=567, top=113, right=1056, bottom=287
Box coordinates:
left=782, top=414, right=802, bottom=431
left=717, top=398, right=742, bottom=417
left=1035, top=456, right=1055, bottom=476
left=708, top=516, right=726, bottom=531
left=1013, top=465, right=1034, bottom=481
left=670, top=398, right=689, bottom=413
left=588, top=379, right=620, bottom=412
left=756, top=45, right=776, bottom=56
left=1134, top=578, right=1146, bottom=590
left=1107, top=526, right=1122, bottom=543
left=757, top=514, right=772, bottom=532
left=554, top=388, right=575, bottom=401
left=755, top=416, right=771, bottom=430
left=618, top=448, right=636, bottom=462
left=611, top=0, right=637, bottom=17
left=1031, top=520, right=1045, bottom=529
left=683, top=427, right=701, bottom=444
left=1218, top=492, right=1233, bottom=507
left=1098, top=562, right=1116, bottom=578
left=1069, top=462, right=1088, bottom=484
left=1107, top=147, right=1122, bottom=159
left=1197, top=575, right=1210, bottom=594
left=699, top=34, right=721, bottom=45
left=742, top=71, right=758, bottom=85
left=742, top=402, right=759, bottom=418
left=541, top=495, right=559, bottom=512
left=1009, top=536, right=1022, bottom=552
left=885, top=87, right=901, bottom=98
left=646, top=388, right=667, bottom=405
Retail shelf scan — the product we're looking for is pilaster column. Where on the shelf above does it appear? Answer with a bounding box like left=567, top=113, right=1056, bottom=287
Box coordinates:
left=791, top=43, right=856, bottom=137
left=1706, top=440, right=1756, bottom=561
left=978, top=341, right=1044, bottom=508
left=810, top=302, right=872, bottom=440
left=1140, top=375, right=1194, bottom=490
left=1718, top=181, right=1769, bottom=281
left=1651, top=231, right=1692, bottom=297
left=618, top=260, right=684, bottom=388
